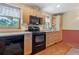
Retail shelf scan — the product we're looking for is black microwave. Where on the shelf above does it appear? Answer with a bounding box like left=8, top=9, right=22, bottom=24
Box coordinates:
left=29, top=16, right=40, bottom=25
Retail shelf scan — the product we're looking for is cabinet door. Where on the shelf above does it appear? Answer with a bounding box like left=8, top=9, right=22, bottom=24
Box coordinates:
left=21, top=5, right=31, bottom=24
left=52, top=15, right=62, bottom=31
left=24, top=34, right=32, bottom=55
left=46, top=32, right=56, bottom=47
left=46, top=32, right=62, bottom=47
left=30, top=8, right=34, bottom=16
left=33, top=9, right=37, bottom=16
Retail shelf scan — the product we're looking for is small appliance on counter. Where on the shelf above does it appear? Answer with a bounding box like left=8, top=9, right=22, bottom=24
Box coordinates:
left=28, top=25, right=40, bottom=32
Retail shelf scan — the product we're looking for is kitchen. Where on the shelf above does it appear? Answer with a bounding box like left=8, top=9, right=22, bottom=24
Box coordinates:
left=0, top=3, right=79, bottom=55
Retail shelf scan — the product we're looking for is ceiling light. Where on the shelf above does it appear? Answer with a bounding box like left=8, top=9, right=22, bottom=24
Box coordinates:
left=56, top=5, right=60, bottom=8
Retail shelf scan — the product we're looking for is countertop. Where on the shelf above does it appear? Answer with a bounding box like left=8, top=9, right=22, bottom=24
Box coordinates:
left=0, top=31, right=32, bottom=37
left=0, top=30, right=54, bottom=37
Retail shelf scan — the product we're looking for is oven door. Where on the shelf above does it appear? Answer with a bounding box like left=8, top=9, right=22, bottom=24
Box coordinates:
left=32, top=32, right=46, bottom=54
left=32, top=32, right=46, bottom=44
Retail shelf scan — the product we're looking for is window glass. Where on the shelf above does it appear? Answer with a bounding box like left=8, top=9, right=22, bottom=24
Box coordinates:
left=0, top=16, right=19, bottom=28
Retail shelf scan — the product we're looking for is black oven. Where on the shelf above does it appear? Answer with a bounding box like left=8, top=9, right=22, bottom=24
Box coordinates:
left=28, top=15, right=46, bottom=54
left=31, top=32, right=46, bottom=54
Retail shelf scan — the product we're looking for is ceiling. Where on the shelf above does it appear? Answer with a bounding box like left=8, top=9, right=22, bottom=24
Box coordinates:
left=26, top=3, right=79, bottom=14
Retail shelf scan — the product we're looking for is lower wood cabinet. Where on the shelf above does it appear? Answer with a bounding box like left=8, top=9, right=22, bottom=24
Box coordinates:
left=24, top=32, right=62, bottom=54
left=24, top=33, right=32, bottom=55
left=46, top=32, right=62, bottom=47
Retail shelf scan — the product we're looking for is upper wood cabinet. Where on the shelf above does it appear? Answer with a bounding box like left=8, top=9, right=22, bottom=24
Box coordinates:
left=28, top=7, right=35, bottom=16
left=33, top=9, right=36, bottom=16
left=21, top=5, right=43, bottom=24
left=52, top=15, right=63, bottom=31
left=37, top=11, right=42, bottom=17
left=21, top=5, right=29, bottom=24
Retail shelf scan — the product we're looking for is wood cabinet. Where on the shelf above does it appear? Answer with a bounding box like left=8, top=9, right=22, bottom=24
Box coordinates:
left=24, top=33, right=32, bottom=55
left=33, top=9, right=37, bottom=16
left=46, top=15, right=63, bottom=47
left=46, top=32, right=62, bottom=47
left=21, top=5, right=43, bottom=24
left=21, top=5, right=29, bottom=24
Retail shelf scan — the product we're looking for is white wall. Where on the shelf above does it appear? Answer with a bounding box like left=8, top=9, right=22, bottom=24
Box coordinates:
left=63, top=9, right=79, bottom=30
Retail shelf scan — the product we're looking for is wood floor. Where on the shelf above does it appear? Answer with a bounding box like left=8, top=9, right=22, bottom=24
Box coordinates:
left=35, top=42, right=71, bottom=55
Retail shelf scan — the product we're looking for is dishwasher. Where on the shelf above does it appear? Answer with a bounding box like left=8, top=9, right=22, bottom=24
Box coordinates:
left=0, top=35, right=24, bottom=55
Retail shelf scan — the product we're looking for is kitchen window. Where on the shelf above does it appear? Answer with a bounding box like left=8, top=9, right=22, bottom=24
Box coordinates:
left=0, top=3, right=21, bottom=28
